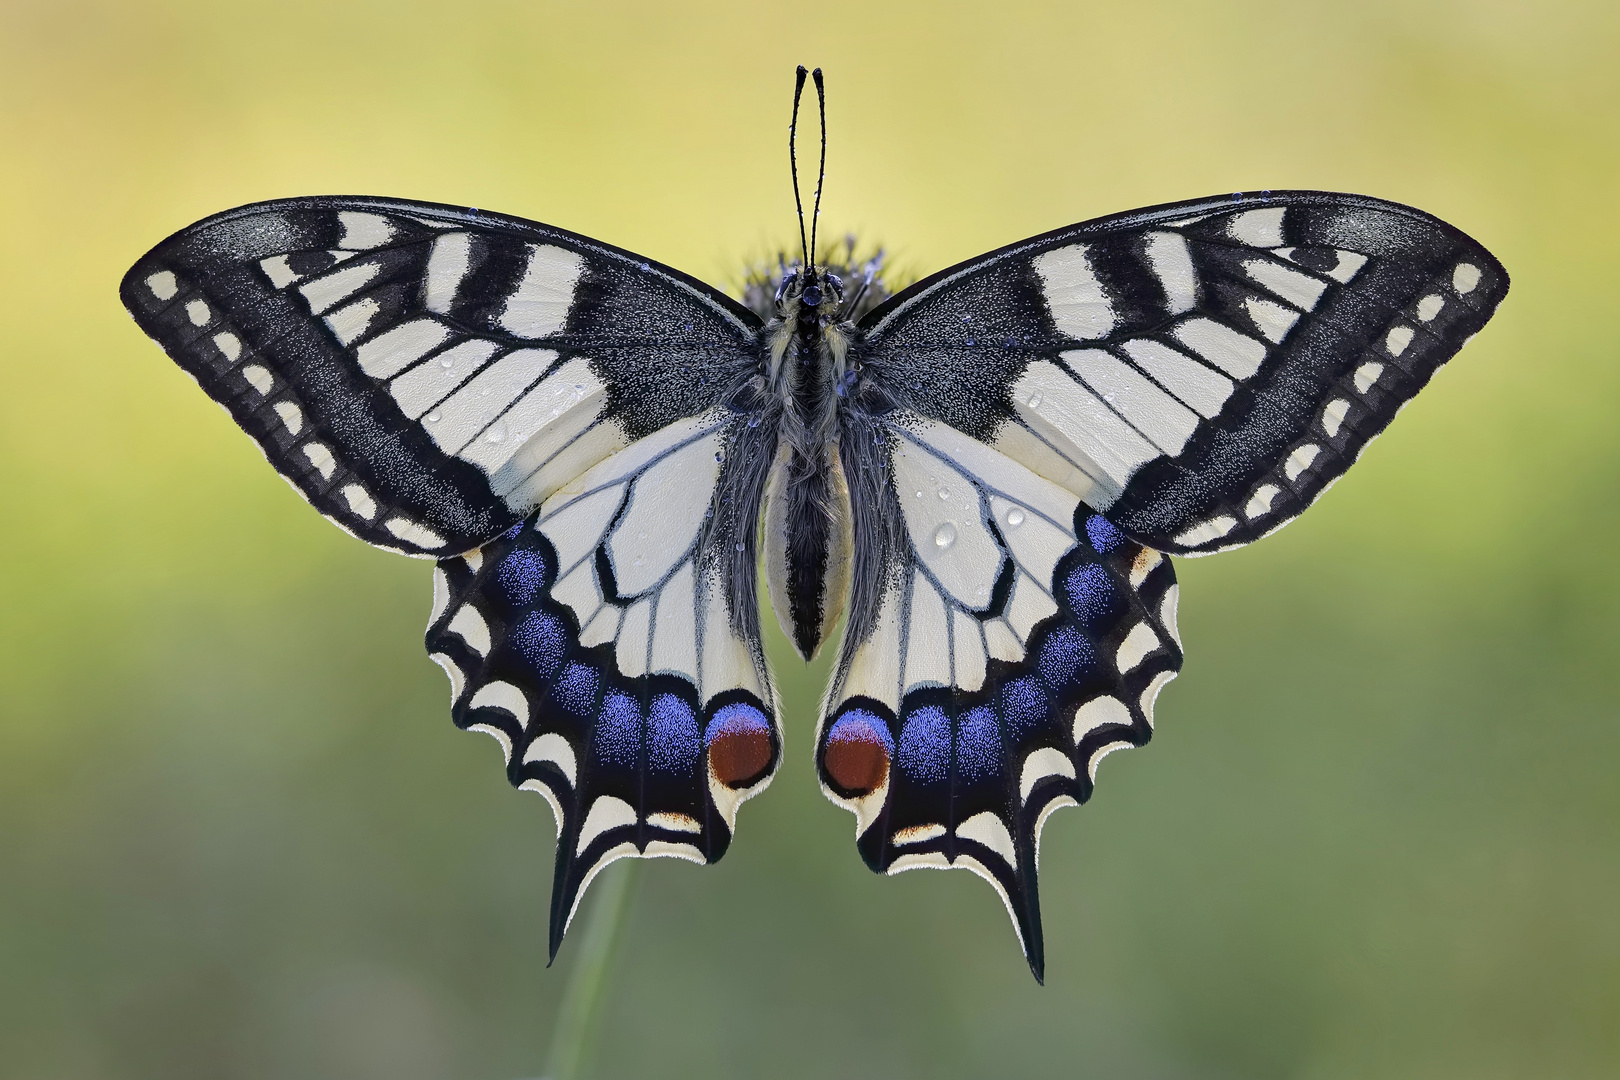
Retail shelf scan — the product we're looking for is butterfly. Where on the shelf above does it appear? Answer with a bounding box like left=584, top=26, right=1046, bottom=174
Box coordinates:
left=120, top=67, right=1507, bottom=982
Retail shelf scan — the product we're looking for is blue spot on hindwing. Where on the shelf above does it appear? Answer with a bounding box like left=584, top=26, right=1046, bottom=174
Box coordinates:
left=1085, top=514, right=1125, bottom=554
left=594, top=691, right=640, bottom=766
left=1065, top=563, right=1126, bottom=632
left=649, top=693, right=701, bottom=774
left=897, top=706, right=950, bottom=784
left=1036, top=623, right=1096, bottom=688
left=956, top=706, right=1001, bottom=781
left=827, top=709, right=895, bottom=755
left=704, top=701, right=771, bottom=747
left=495, top=547, right=551, bottom=606
left=550, top=662, right=599, bottom=717
left=999, top=676, right=1050, bottom=737
left=511, top=612, right=567, bottom=675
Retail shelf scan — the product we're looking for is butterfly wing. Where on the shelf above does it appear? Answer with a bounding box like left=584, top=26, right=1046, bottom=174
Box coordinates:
left=123, top=197, right=778, bottom=956
left=121, top=196, right=761, bottom=556
left=822, top=410, right=1182, bottom=981
left=427, top=408, right=779, bottom=958
left=857, top=191, right=1508, bottom=554
left=828, top=191, right=1506, bottom=978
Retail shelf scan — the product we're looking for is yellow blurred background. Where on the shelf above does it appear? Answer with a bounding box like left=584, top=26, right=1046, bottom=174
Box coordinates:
left=3, top=1, right=1617, bottom=1077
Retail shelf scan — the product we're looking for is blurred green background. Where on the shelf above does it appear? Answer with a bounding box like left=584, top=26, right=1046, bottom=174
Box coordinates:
left=3, top=1, right=1617, bottom=1077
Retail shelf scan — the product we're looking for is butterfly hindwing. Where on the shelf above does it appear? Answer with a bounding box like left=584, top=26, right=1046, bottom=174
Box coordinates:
left=121, top=196, right=761, bottom=557
left=427, top=410, right=780, bottom=956
left=857, top=191, right=1508, bottom=554
left=819, top=411, right=1183, bottom=980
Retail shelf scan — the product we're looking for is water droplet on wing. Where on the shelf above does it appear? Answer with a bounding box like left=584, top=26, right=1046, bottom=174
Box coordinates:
left=933, top=523, right=957, bottom=549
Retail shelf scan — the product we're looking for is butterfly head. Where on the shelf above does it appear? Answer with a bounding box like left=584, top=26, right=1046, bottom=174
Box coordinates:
left=742, top=244, right=895, bottom=324
left=774, top=266, right=845, bottom=320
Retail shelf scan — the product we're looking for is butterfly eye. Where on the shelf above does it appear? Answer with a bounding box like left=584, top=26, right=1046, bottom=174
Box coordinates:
left=774, top=269, right=801, bottom=306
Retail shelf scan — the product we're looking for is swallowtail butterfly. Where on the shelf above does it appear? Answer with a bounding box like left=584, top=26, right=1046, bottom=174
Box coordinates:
left=121, top=68, right=1508, bottom=981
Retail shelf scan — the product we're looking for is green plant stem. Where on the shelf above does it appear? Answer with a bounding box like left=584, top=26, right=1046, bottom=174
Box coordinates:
left=539, top=860, right=640, bottom=1080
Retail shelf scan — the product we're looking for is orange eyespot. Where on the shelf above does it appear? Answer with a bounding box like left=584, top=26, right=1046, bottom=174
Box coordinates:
left=821, top=710, right=893, bottom=796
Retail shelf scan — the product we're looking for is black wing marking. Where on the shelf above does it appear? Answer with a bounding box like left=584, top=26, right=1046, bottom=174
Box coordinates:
left=427, top=410, right=779, bottom=958
left=856, top=191, right=1508, bottom=554
left=122, top=196, right=761, bottom=557
left=819, top=411, right=1183, bottom=981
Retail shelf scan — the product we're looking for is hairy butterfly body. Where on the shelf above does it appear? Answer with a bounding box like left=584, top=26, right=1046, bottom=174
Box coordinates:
left=121, top=69, right=1507, bottom=981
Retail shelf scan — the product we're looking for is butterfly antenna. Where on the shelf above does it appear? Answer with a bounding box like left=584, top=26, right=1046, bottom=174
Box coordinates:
left=789, top=65, right=810, bottom=272
left=809, top=67, right=827, bottom=268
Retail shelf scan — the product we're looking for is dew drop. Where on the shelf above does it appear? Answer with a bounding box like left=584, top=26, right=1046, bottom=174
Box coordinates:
left=634, top=556, right=643, bottom=566
left=748, top=415, right=761, bottom=428
left=1027, top=391, right=1043, bottom=408
left=439, top=356, right=455, bottom=369
left=425, top=410, right=441, bottom=423
left=736, top=542, right=745, bottom=552
left=485, top=420, right=507, bottom=443
left=915, top=490, right=924, bottom=499
left=1005, top=507, right=1025, bottom=527
left=933, top=522, right=957, bottom=549
left=937, top=488, right=950, bottom=500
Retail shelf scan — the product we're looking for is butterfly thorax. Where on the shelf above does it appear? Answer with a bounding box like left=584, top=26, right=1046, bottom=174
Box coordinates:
left=761, top=267, right=857, bottom=660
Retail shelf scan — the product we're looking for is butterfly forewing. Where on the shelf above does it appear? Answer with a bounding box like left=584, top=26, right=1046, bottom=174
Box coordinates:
left=858, top=191, right=1508, bottom=555
left=121, top=196, right=761, bottom=557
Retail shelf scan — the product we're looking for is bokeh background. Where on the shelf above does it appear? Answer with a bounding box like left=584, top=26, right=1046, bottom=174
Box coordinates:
left=3, top=1, right=1617, bottom=1077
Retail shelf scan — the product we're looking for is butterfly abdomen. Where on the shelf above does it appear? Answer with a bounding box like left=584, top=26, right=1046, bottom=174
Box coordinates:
left=761, top=268, right=858, bottom=660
